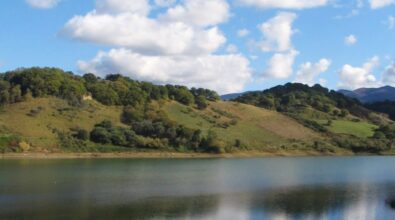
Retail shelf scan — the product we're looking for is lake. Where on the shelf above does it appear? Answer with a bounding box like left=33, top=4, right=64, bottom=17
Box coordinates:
left=1, top=156, right=395, bottom=219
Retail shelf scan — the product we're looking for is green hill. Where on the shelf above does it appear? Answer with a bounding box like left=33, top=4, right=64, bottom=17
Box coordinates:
left=0, top=97, right=330, bottom=153
left=0, top=68, right=394, bottom=155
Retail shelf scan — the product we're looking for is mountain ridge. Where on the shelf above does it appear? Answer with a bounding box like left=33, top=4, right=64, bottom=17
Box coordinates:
left=338, top=86, right=395, bottom=103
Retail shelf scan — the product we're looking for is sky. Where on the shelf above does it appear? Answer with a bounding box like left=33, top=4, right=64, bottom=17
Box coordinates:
left=1, top=0, right=395, bottom=94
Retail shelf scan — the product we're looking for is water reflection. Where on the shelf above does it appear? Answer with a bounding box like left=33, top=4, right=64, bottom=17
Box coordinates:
left=1, top=158, right=395, bottom=219
left=2, top=183, right=395, bottom=219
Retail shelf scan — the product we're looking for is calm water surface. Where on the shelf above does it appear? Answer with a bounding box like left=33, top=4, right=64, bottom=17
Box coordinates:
left=1, top=156, right=395, bottom=219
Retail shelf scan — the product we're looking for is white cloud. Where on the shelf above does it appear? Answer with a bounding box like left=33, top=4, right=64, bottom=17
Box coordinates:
left=265, top=50, right=299, bottom=79
left=382, top=62, right=395, bottom=85
left=64, top=0, right=252, bottom=93
left=237, top=29, right=250, bottom=37
left=26, top=0, right=59, bottom=9
left=62, top=0, right=228, bottom=56
left=338, top=56, right=381, bottom=89
left=369, top=0, right=395, bottom=9
left=236, top=0, right=329, bottom=9
left=160, top=0, right=230, bottom=27
left=295, top=58, right=331, bottom=85
left=258, top=12, right=299, bottom=79
left=78, top=49, right=252, bottom=94
left=386, top=16, right=395, bottom=29
left=95, top=0, right=150, bottom=15
left=154, top=0, right=176, bottom=7
left=344, top=35, right=357, bottom=45
left=258, top=12, right=297, bottom=52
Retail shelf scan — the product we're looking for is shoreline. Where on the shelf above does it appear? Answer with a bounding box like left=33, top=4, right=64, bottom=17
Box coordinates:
left=0, top=150, right=364, bottom=159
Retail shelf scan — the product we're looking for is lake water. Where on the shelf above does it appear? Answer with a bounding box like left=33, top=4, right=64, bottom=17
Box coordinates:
left=1, top=157, right=395, bottom=220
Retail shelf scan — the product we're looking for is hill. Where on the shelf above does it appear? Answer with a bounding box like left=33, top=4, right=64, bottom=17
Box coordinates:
left=1, top=68, right=395, bottom=155
left=234, top=83, right=395, bottom=153
left=339, top=86, right=395, bottom=122
left=0, top=97, right=329, bottom=154
left=338, top=86, right=395, bottom=103
left=220, top=92, right=245, bottom=101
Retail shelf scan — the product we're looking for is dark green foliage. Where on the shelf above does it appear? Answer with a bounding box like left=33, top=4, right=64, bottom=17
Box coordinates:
left=373, top=124, right=395, bottom=140
left=0, top=67, right=220, bottom=109
left=195, top=95, right=208, bottom=109
left=73, top=128, right=89, bottom=141
left=365, top=101, right=395, bottom=121
left=88, top=116, right=221, bottom=152
left=172, top=86, right=195, bottom=105
left=90, top=127, right=112, bottom=144
left=234, top=83, right=374, bottom=123
left=1, top=67, right=86, bottom=106
left=121, top=106, right=145, bottom=124
left=333, top=135, right=391, bottom=153
left=190, top=87, right=220, bottom=101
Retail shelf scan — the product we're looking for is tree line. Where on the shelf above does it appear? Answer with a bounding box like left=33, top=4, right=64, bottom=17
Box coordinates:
left=0, top=67, right=220, bottom=108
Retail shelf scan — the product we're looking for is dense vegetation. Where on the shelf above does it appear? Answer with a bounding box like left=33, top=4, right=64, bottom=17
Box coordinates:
left=1, top=68, right=395, bottom=155
left=365, top=101, right=395, bottom=121
left=0, top=67, right=227, bottom=153
left=0, top=67, right=220, bottom=108
left=234, top=83, right=370, bottom=119
left=233, top=83, right=395, bottom=153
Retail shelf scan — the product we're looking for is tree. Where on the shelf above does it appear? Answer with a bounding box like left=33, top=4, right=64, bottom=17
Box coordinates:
left=195, top=95, right=208, bottom=109
left=74, top=129, right=89, bottom=141
left=90, top=127, right=111, bottom=144
left=175, top=87, right=195, bottom=105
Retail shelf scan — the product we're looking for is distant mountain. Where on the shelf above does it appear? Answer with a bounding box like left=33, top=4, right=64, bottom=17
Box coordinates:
left=339, top=86, right=395, bottom=103
left=221, top=92, right=244, bottom=100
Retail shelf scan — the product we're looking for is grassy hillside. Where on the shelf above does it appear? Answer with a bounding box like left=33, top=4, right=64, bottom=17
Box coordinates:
left=0, top=68, right=394, bottom=155
left=163, top=101, right=321, bottom=150
left=0, top=97, right=341, bottom=154
left=0, top=98, right=123, bottom=150
left=0, top=96, right=390, bottom=155
left=317, top=120, right=377, bottom=138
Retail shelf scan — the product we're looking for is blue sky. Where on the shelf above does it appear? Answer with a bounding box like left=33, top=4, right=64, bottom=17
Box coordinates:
left=1, top=0, right=395, bottom=94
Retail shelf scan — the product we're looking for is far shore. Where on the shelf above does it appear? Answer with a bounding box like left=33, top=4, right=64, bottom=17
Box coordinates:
left=0, top=150, right=367, bottom=159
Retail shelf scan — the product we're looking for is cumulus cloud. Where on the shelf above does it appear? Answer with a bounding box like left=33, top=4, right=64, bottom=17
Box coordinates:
left=295, top=59, right=331, bottom=85
left=338, top=56, right=381, bottom=89
left=62, top=0, right=228, bottom=56
left=63, top=0, right=252, bottom=94
left=237, top=29, right=250, bottom=37
left=344, top=35, right=357, bottom=46
left=95, top=0, right=150, bottom=15
left=382, top=62, right=395, bottom=85
left=265, top=50, right=299, bottom=79
left=259, top=12, right=299, bottom=79
left=78, top=49, right=252, bottom=94
left=26, top=0, right=59, bottom=9
left=258, top=12, right=297, bottom=52
left=159, top=0, right=230, bottom=27
left=369, top=0, right=395, bottom=9
left=236, top=0, right=329, bottom=9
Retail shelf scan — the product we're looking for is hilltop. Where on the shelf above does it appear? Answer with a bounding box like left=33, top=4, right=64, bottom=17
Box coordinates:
left=0, top=68, right=395, bottom=156
left=339, top=86, right=395, bottom=103
left=339, top=86, right=395, bottom=122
